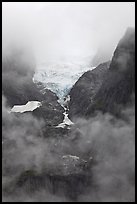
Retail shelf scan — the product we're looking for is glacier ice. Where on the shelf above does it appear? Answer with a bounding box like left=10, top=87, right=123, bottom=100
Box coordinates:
left=33, top=62, right=95, bottom=105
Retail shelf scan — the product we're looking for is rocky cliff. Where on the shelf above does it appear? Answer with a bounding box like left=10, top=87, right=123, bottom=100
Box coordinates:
left=69, top=28, right=135, bottom=119
left=86, top=27, right=135, bottom=117
left=68, top=62, right=110, bottom=120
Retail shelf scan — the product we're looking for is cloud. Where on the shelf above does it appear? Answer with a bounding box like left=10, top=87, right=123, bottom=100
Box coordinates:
left=2, top=94, right=135, bottom=201
left=2, top=2, right=135, bottom=63
left=72, top=107, right=135, bottom=202
left=2, top=2, right=135, bottom=201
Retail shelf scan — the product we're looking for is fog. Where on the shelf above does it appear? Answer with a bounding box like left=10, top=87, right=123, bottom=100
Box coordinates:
left=2, top=2, right=135, bottom=64
left=2, top=95, right=135, bottom=202
left=2, top=2, right=135, bottom=202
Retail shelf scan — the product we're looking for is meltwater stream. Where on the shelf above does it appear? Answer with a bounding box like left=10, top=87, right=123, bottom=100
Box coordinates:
left=33, top=61, right=95, bottom=127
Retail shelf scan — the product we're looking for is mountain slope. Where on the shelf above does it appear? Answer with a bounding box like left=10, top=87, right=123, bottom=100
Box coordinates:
left=2, top=51, right=64, bottom=126
left=86, top=27, right=135, bottom=117
left=68, top=62, right=110, bottom=119
left=68, top=28, right=135, bottom=119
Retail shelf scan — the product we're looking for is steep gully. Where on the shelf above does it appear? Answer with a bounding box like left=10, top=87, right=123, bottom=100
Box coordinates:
left=33, top=62, right=96, bottom=128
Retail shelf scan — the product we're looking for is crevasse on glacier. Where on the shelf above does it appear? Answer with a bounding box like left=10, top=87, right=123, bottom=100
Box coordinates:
left=33, top=62, right=95, bottom=104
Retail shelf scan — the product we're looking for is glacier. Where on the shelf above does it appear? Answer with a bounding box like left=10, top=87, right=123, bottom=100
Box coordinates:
left=33, top=61, right=95, bottom=128
left=33, top=61, right=95, bottom=105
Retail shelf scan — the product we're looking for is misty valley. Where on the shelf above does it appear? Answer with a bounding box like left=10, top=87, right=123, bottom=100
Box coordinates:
left=2, top=3, right=135, bottom=202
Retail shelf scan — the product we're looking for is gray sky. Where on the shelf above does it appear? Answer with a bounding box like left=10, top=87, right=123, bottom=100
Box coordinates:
left=2, top=2, right=135, bottom=63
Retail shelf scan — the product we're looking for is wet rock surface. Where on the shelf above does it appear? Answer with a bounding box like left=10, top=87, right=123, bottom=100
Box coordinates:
left=68, top=61, right=110, bottom=119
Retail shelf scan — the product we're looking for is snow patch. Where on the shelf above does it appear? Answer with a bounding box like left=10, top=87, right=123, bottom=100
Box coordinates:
left=56, top=107, right=73, bottom=128
left=62, top=155, right=79, bottom=160
left=10, top=101, right=42, bottom=113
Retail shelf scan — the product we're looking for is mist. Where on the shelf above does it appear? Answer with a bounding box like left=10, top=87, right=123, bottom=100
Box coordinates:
left=2, top=2, right=135, bottom=202
left=2, top=2, right=135, bottom=64
left=2, top=95, right=135, bottom=202
left=73, top=106, right=135, bottom=202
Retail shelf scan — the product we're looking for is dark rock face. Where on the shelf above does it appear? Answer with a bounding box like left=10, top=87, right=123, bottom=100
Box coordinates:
left=17, top=173, right=91, bottom=201
left=86, top=28, right=135, bottom=117
left=32, top=89, right=64, bottom=126
left=3, top=149, right=93, bottom=201
left=3, top=169, right=91, bottom=202
left=68, top=62, right=110, bottom=120
left=68, top=28, right=135, bottom=119
left=3, top=79, right=44, bottom=107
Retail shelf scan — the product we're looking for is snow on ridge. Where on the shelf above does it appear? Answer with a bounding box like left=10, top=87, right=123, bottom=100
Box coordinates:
left=10, top=101, right=42, bottom=113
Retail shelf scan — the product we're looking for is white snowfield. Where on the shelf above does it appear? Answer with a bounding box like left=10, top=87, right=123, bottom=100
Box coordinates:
left=10, top=101, right=42, bottom=113
left=62, top=155, right=80, bottom=160
left=56, top=108, right=74, bottom=128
